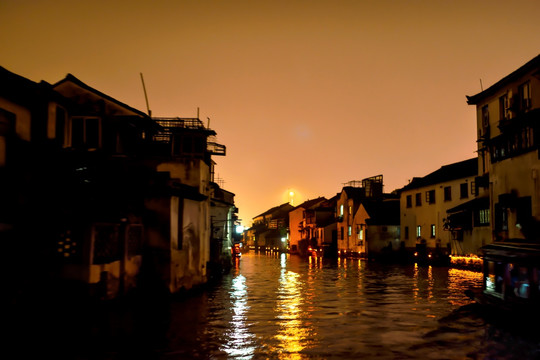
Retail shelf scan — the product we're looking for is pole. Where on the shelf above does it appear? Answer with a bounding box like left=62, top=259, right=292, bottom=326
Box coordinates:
left=140, top=73, right=151, bottom=116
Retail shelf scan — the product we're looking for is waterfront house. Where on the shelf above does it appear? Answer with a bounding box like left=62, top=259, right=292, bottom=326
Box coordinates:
left=358, top=197, right=401, bottom=260
left=52, top=74, right=159, bottom=298
left=466, top=54, right=540, bottom=244
left=313, top=194, right=339, bottom=257
left=251, top=202, right=294, bottom=252
left=288, top=197, right=327, bottom=255
left=400, top=158, right=479, bottom=261
left=336, top=175, right=387, bottom=257
left=209, top=182, right=238, bottom=275
left=143, top=116, right=227, bottom=292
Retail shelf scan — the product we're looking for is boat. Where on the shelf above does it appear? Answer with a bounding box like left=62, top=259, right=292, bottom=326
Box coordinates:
left=465, top=239, right=540, bottom=317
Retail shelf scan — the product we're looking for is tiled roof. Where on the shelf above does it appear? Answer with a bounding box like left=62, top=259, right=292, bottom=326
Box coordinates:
left=401, top=158, right=477, bottom=191
left=466, top=54, right=540, bottom=105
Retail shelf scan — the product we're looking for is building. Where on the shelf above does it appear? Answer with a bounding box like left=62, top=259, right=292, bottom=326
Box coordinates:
left=467, top=54, right=540, bottom=243
left=358, top=197, right=401, bottom=260
left=1, top=66, right=233, bottom=300
left=143, top=116, right=227, bottom=292
left=209, top=182, right=238, bottom=275
left=336, top=176, right=388, bottom=257
left=400, top=158, right=479, bottom=262
left=313, top=195, right=339, bottom=257
left=288, top=197, right=327, bottom=255
left=250, top=202, right=294, bottom=252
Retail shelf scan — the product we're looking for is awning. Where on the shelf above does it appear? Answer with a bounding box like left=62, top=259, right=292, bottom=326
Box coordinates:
left=447, top=197, right=489, bottom=214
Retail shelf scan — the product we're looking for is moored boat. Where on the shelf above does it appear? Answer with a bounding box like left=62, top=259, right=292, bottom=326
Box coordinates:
left=465, top=239, right=540, bottom=317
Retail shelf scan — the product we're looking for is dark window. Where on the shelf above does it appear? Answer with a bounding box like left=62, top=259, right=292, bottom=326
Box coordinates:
left=55, top=106, right=66, bottom=145
left=481, top=105, right=489, bottom=135
left=404, top=226, right=409, bottom=239
left=406, top=195, right=412, bottom=208
left=85, top=117, right=99, bottom=148
left=71, top=117, right=100, bottom=148
left=0, top=108, right=16, bottom=136
left=460, top=183, right=468, bottom=199
left=444, top=186, right=452, bottom=201
left=519, top=81, right=531, bottom=111
left=415, top=193, right=422, bottom=206
left=499, top=94, right=509, bottom=121
left=72, top=117, right=84, bottom=147
left=340, top=227, right=344, bottom=240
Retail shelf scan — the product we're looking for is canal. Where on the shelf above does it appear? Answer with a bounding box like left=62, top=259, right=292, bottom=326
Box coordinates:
left=43, top=252, right=540, bottom=359
left=157, top=253, right=540, bottom=360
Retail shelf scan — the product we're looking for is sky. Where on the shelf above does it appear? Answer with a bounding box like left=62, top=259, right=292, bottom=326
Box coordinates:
left=1, top=0, right=539, bottom=226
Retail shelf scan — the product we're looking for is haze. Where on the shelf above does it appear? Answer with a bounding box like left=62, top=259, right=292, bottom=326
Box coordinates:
left=2, top=0, right=539, bottom=226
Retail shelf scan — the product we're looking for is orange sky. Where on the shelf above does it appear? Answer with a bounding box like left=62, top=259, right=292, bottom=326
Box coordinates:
left=2, top=0, right=539, bottom=226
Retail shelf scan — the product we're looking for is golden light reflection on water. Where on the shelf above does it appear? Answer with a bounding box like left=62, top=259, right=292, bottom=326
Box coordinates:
left=271, top=253, right=313, bottom=359
left=447, top=268, right=483, bottom=306
left=222, top=274, right=256, bottom=359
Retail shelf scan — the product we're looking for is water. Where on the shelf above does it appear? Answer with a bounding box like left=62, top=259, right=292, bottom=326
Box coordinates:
left=159, top=253, right=540, bottom=360
left=39, top=253, right=540, bottom=359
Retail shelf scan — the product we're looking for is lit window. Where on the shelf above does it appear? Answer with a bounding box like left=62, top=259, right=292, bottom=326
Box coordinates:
left=431, top=224, right=436, bottom=238
left=426, top=190, right=435, bottom=204
left=416, top=225, right=421, bottom=238
left=348, top=226, right=352, bottom=236
left=340, top=204, right=344, bottom=216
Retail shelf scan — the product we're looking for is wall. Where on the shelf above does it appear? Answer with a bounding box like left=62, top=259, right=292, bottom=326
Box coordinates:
left=401, top=176, right=477, bottom=252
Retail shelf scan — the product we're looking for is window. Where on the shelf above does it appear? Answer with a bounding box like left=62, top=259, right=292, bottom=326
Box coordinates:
left=404, top=226, right=409, bottom=240
left=348, top=205, right=352, bottom=215
left=444, top=186, right=452, bottom=202
left=471, top=181, right=477, bottom=196
left=460, top=183, right=468, bottom=199
left=71, top=116, right=100, bottom=148
left=357, top=227, right=364, bottom=240
left=415, top=193, right=422, bottom=206
left=519, top=81, right=531, bottom=111
left=477, top=209, right=490, bottom=226
left=406, top=195, right=412, bottom=208
left=430, top=224, right=436, bottom=238
left=348, top=226, right=352, bottom=237
left=340, top=227, right=344, bottom=240
left=55, top=106, right=66, bottom=145
left=481, top=104, right=490, bottom=135
left=499, top=94, right=509, bottom=121
left=426, top=190, right=435, bottom=204
left=340, top=204, right=344, bottom=216
left=416, top=225, right=421, bottom=238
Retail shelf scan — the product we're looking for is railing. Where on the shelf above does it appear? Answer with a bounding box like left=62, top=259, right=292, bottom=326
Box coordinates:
left=153, top=117, right=206, bottom=131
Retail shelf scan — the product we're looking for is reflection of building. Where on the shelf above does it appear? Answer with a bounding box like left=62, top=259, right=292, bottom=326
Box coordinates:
left=466, top=54, right=540, bottom=244
left=400, top=159, right=479, bottom=260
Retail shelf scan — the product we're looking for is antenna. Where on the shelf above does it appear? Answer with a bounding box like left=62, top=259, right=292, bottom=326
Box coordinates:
left=207, top=117, right=211, bottom=128
left=140, top=73, right=151, bottom=116
left=479, top=78, right=484, bottom=91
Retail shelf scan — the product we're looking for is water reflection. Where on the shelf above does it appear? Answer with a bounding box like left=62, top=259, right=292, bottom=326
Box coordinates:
left=272, top=253, right=313, bottom=359
left=222, top=274, right=256, bottom=359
